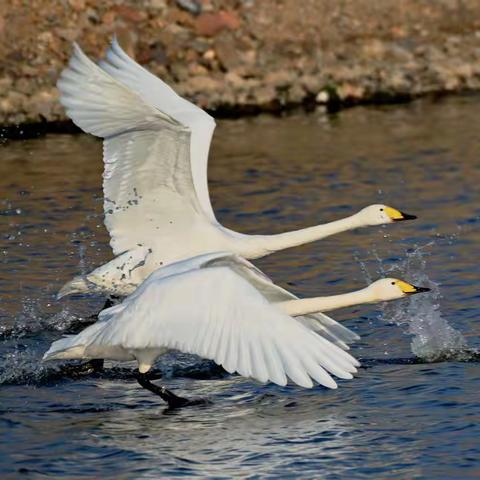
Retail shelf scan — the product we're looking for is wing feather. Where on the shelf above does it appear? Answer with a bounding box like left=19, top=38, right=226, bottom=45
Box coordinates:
left=203, top=253, right=361, bottom=349
left=98, top=38, right=217, bottom=222
left=127, top=252, right=360, bottom=350
left=57, top=43, right=212, bottom=256
left=84, top=267, right=359, bottom=389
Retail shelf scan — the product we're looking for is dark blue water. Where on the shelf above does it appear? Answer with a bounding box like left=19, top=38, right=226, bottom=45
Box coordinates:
left=1, top=96, right=479, bottom=478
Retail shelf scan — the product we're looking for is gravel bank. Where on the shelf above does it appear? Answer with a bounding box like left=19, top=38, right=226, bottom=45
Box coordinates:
left=2, top=0, right=480, bottom=131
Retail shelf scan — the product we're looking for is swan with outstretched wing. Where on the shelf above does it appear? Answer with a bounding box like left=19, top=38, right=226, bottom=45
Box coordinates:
left=57, top=39, right=416, bottom=298
left=45, top=252, right=429, bottom=408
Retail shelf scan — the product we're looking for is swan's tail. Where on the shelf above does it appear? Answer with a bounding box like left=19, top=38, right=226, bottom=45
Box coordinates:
left=57, top=275, right=92, bottom=299
left=43, top=321, right=107, bottom=361
left=42, top=336, right=87, bottom=361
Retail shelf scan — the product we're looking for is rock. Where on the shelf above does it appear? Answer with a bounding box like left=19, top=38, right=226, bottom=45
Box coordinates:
left=28, top=90, right=58, bottom=118
left=148, top=0, right=167, bottom=11
left=0, top=92, right=28, bottom=115
left=362, top=39, right=386, bottom=60
left=14, top=78, right=31, bottom=95
left=101, top=10, right=116, bottom=26
left=388, top=45, right=414, bottom=63
left=56, top=28, right=79, bottom=42
left=175, top=0, right=202, bottom=15
left=195, top=10, right=241, bottom=37
left=188, top=63, right=209, bottom=76
left=316, top=90, right=329, bottom=104
left=166, top=9, right=196, bottom=28
left=112, top=5, right=147, bottom=23
left=185, top=75, right=222, bottom=93
left=300, top=75, right=322, bottom=95
left=203, top=49, right=216, bottom=61
left=214, top=33, right=242, bottom=70
left=288, top=83, right=305, bottom=103
left=252, top=85, right=276, bottom=106
left=0, top=77, right=13, bottom=91
left=337, top=83, right=365, bottom=101
left=68, top=0, right=85, bottom=12
left=384, top=70, right=411, bottom=92
left=225, top=71, right=245, bottom=89
left=264, top=71, right=296, bottom=89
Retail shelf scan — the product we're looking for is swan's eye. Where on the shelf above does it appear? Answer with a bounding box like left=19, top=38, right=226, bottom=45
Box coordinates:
left=380, top=208, right=384, bottom=211
left=391, top=281, right=395, bottom=285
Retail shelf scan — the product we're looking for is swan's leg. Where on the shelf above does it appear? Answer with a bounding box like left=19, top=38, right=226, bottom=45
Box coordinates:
left=59, top=358, right=105, bottom=377
left=135, top=373, right=209, bottom=409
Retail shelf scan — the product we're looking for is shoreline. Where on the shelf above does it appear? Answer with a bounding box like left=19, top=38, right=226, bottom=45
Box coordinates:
left=2, top=1, right=480, bottom=138
left=1, top=89, right=477, bottom=141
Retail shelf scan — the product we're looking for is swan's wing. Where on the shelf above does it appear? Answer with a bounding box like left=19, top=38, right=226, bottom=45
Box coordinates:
left=97, top=251, right=360, bottom=350
left=111, top=251, right=360, bottom=348
left=57, top=43, right=212, bottom=256
left=99, top=38, right=217, bottom=222
left=93, top=267, right=360, bottom=389
left=97, top=252, right=233, bottom=321
left=203, top=254, right=361, bottom=349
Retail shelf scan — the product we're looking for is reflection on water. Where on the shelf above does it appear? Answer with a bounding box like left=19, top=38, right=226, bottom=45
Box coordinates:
left=0, top=96, right=479, bottom=477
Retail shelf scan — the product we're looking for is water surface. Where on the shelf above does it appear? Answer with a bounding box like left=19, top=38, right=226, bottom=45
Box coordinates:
left=1, top=96, right=479, bottom=478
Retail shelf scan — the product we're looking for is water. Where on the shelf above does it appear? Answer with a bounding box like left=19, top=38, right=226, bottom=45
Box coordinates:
left=376, top=246, right=470, bottom=361
left=1, top=96, right=479, bottom=478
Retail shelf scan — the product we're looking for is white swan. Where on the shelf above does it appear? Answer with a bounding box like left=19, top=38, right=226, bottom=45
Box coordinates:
left=56, top=40, right=416, bottom=298
left=44, top=252, right=430, bottom=408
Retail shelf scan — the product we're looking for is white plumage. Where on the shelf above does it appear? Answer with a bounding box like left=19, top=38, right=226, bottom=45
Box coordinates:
left=44, top=253, right=430, bottom=402
left=56, top=39, right=416, bottom=298
left=45, top=253, right=361, bottom=390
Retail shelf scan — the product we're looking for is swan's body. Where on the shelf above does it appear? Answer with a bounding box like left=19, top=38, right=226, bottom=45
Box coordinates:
left=57, top=40, right=416, bottom=299
left=44, top=253, right=429, bottom=398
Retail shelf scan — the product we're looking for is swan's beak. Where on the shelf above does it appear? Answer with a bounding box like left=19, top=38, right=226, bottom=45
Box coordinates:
left=409, top=286, right=431, bottom=294
left=385, top=207, right=417, bottom=222
left=397, top=280, right=431, bottom=295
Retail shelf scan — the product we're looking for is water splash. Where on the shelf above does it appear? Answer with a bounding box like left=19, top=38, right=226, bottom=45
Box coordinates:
left=364, top=245, right=471, bottom=361
left=0, top=296, right=84, bottom=340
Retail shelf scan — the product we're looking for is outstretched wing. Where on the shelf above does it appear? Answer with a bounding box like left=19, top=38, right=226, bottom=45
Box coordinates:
left=99, top=38, right=217, bottom=222
left=94, top=267, right=360, bottom=389
left=202, top=254, right=360, bottom=349
left=57, top=43, right=215, bottom=256
left=98, top=252, right=360, bottom=349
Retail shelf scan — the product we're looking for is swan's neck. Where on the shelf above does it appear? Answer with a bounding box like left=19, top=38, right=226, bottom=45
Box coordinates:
left=246, top=213, right=364, bottom=257
left=277, top=287, right=375, bottom=316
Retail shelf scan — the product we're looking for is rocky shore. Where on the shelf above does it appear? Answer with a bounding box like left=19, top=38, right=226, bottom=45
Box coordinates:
left=2, top=0, right=480, bottom=133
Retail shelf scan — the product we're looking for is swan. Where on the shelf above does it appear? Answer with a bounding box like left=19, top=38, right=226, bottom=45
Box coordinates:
left=44, top=252, right=430, bottom=408
left=56, top=39, right=416, bottom=299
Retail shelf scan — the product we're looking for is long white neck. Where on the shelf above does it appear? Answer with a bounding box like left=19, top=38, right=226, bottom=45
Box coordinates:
left=277, top=286, right=375, bottom=316
left=245, top=213, right=365, bottom=258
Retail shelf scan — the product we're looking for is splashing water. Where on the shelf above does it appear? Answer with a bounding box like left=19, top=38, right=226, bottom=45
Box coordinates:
left=375, top=246, right=470, bottom=361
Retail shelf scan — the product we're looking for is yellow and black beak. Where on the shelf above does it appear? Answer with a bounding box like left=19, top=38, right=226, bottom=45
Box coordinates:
left=385, top=207, right=417, bottom=222
left=396, top=280, right=431, bottom=295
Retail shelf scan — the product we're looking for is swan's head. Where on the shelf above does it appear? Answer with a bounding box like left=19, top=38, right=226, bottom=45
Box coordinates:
left=358, top=204, right=417, bottom=226
left=368, top=278, right=430, bottom=301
